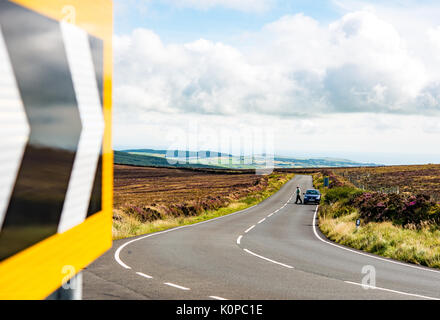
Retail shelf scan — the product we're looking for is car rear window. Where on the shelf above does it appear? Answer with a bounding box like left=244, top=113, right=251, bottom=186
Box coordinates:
left=306, top=190, right=319, bottom=194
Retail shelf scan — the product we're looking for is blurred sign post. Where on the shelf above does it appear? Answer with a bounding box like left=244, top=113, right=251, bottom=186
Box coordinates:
left=0, top=0, right=113, bottom=299
left=324, top=177, right=329, bottom=187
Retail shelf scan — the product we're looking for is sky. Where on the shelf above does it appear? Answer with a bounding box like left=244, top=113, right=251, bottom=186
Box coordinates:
left=112, top=0, right=440, bottom=165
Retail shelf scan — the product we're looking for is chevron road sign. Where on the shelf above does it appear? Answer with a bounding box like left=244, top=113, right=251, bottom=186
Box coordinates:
left=0, top=0, right=113, bottom=299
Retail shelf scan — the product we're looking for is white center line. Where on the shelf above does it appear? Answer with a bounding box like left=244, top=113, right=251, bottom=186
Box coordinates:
left=136, top=272, right=153, bottom=279
left=237, top=235, right=243, bottom=245
left=114, top=196, right=266, bottom=270
left=164, top=282, right=190, bottom=291
left=258, top=218, right=266, bottom=224
left=344, top=281, right=439, bottom=300
left=244, top=225, right=255, bottom=233
left=244, top=248, right=294, bottom=269
left=210, top=296, right=228, bottom=300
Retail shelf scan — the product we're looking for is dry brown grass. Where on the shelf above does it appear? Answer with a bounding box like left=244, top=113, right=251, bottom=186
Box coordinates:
left=114, top=165, right=266, bottom=209
left=113, top=165, right=294, bottom=239
left=333, top=164, right=440, bottom=201
left=319, top=211, right=440, bottom=268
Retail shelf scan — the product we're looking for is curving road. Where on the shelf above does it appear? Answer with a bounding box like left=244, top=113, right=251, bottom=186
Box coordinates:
left=83, top=175, right=440, bottom=300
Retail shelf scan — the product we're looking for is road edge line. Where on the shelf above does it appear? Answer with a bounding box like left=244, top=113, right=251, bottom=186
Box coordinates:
left=114, top=194, right=272, bottom=269
left=312, top=206, right=440, bottom=275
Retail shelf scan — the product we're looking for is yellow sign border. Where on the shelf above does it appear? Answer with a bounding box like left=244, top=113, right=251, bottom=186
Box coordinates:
left=0, top=0, right=113, bottom=300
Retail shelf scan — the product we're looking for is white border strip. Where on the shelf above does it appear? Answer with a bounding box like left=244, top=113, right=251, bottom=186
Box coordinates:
left=58, top=22, right=104, bottom=233
left=0, top=26, right=30, bottom=231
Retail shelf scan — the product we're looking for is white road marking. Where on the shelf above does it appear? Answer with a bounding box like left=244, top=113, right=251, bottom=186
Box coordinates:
left=344, top=281, right=439, bottom=300
left=244, top=225, right=255, bottom=233
left=115, top=197, right=265, bottom=269
left=164, top=282, right=190, bottom=291
left=244, top=248, right=294, bottom=269
left=210, top=296, right=228, bottom=300
left=312, top=206, right=440, bottom=275
left=237, top=235, right=243, bottom=245
left=136, top=272, right=153, bottom=279
left=243, top=191, right=295, bottom=231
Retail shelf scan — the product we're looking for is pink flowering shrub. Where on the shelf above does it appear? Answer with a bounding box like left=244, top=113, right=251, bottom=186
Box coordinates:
left=351, top=192, right=440, bottom=227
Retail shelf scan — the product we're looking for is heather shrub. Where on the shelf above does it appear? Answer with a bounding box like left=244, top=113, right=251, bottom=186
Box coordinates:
left=353, top=192, right=440, bottom=227
left=125, top=206, right=163, bottom=222
left=321, top=170, right=345, bottom=189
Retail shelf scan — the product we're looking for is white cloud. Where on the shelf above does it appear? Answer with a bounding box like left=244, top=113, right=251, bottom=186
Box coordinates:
left=428, top=26, right=440, bottom=53
left=114, top=29, right=264, bottom=117
left=113, top=7, right=440, bottom=162
left=113, top=111, right=440, bottom=165
left=114, top=10, right=440, bottom=119
left=162, top=0, right=274, bottom=12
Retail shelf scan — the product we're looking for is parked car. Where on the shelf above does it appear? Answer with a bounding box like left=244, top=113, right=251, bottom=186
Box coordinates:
left=303, top=189, right=321, bottom=204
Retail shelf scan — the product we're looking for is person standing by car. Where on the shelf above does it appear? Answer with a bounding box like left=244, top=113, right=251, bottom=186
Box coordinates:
left=295, top=186, right=302, bottom=204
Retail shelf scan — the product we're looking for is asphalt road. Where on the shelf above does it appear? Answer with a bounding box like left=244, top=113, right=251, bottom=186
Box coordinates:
left=83, top=175, right=440, bottom=300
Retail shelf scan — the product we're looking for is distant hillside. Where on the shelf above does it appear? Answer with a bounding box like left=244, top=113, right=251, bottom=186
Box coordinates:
left=273, top=156, right=377, bottom=168
left=114, top=149, right=380, bottom=169
left=114, top=151, right=223, bottom=169
left=121, top=149, right=233, bottom=158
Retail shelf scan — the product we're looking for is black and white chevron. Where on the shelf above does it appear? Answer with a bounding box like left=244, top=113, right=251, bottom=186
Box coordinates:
left=0, top=1, right=105, bottom=261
